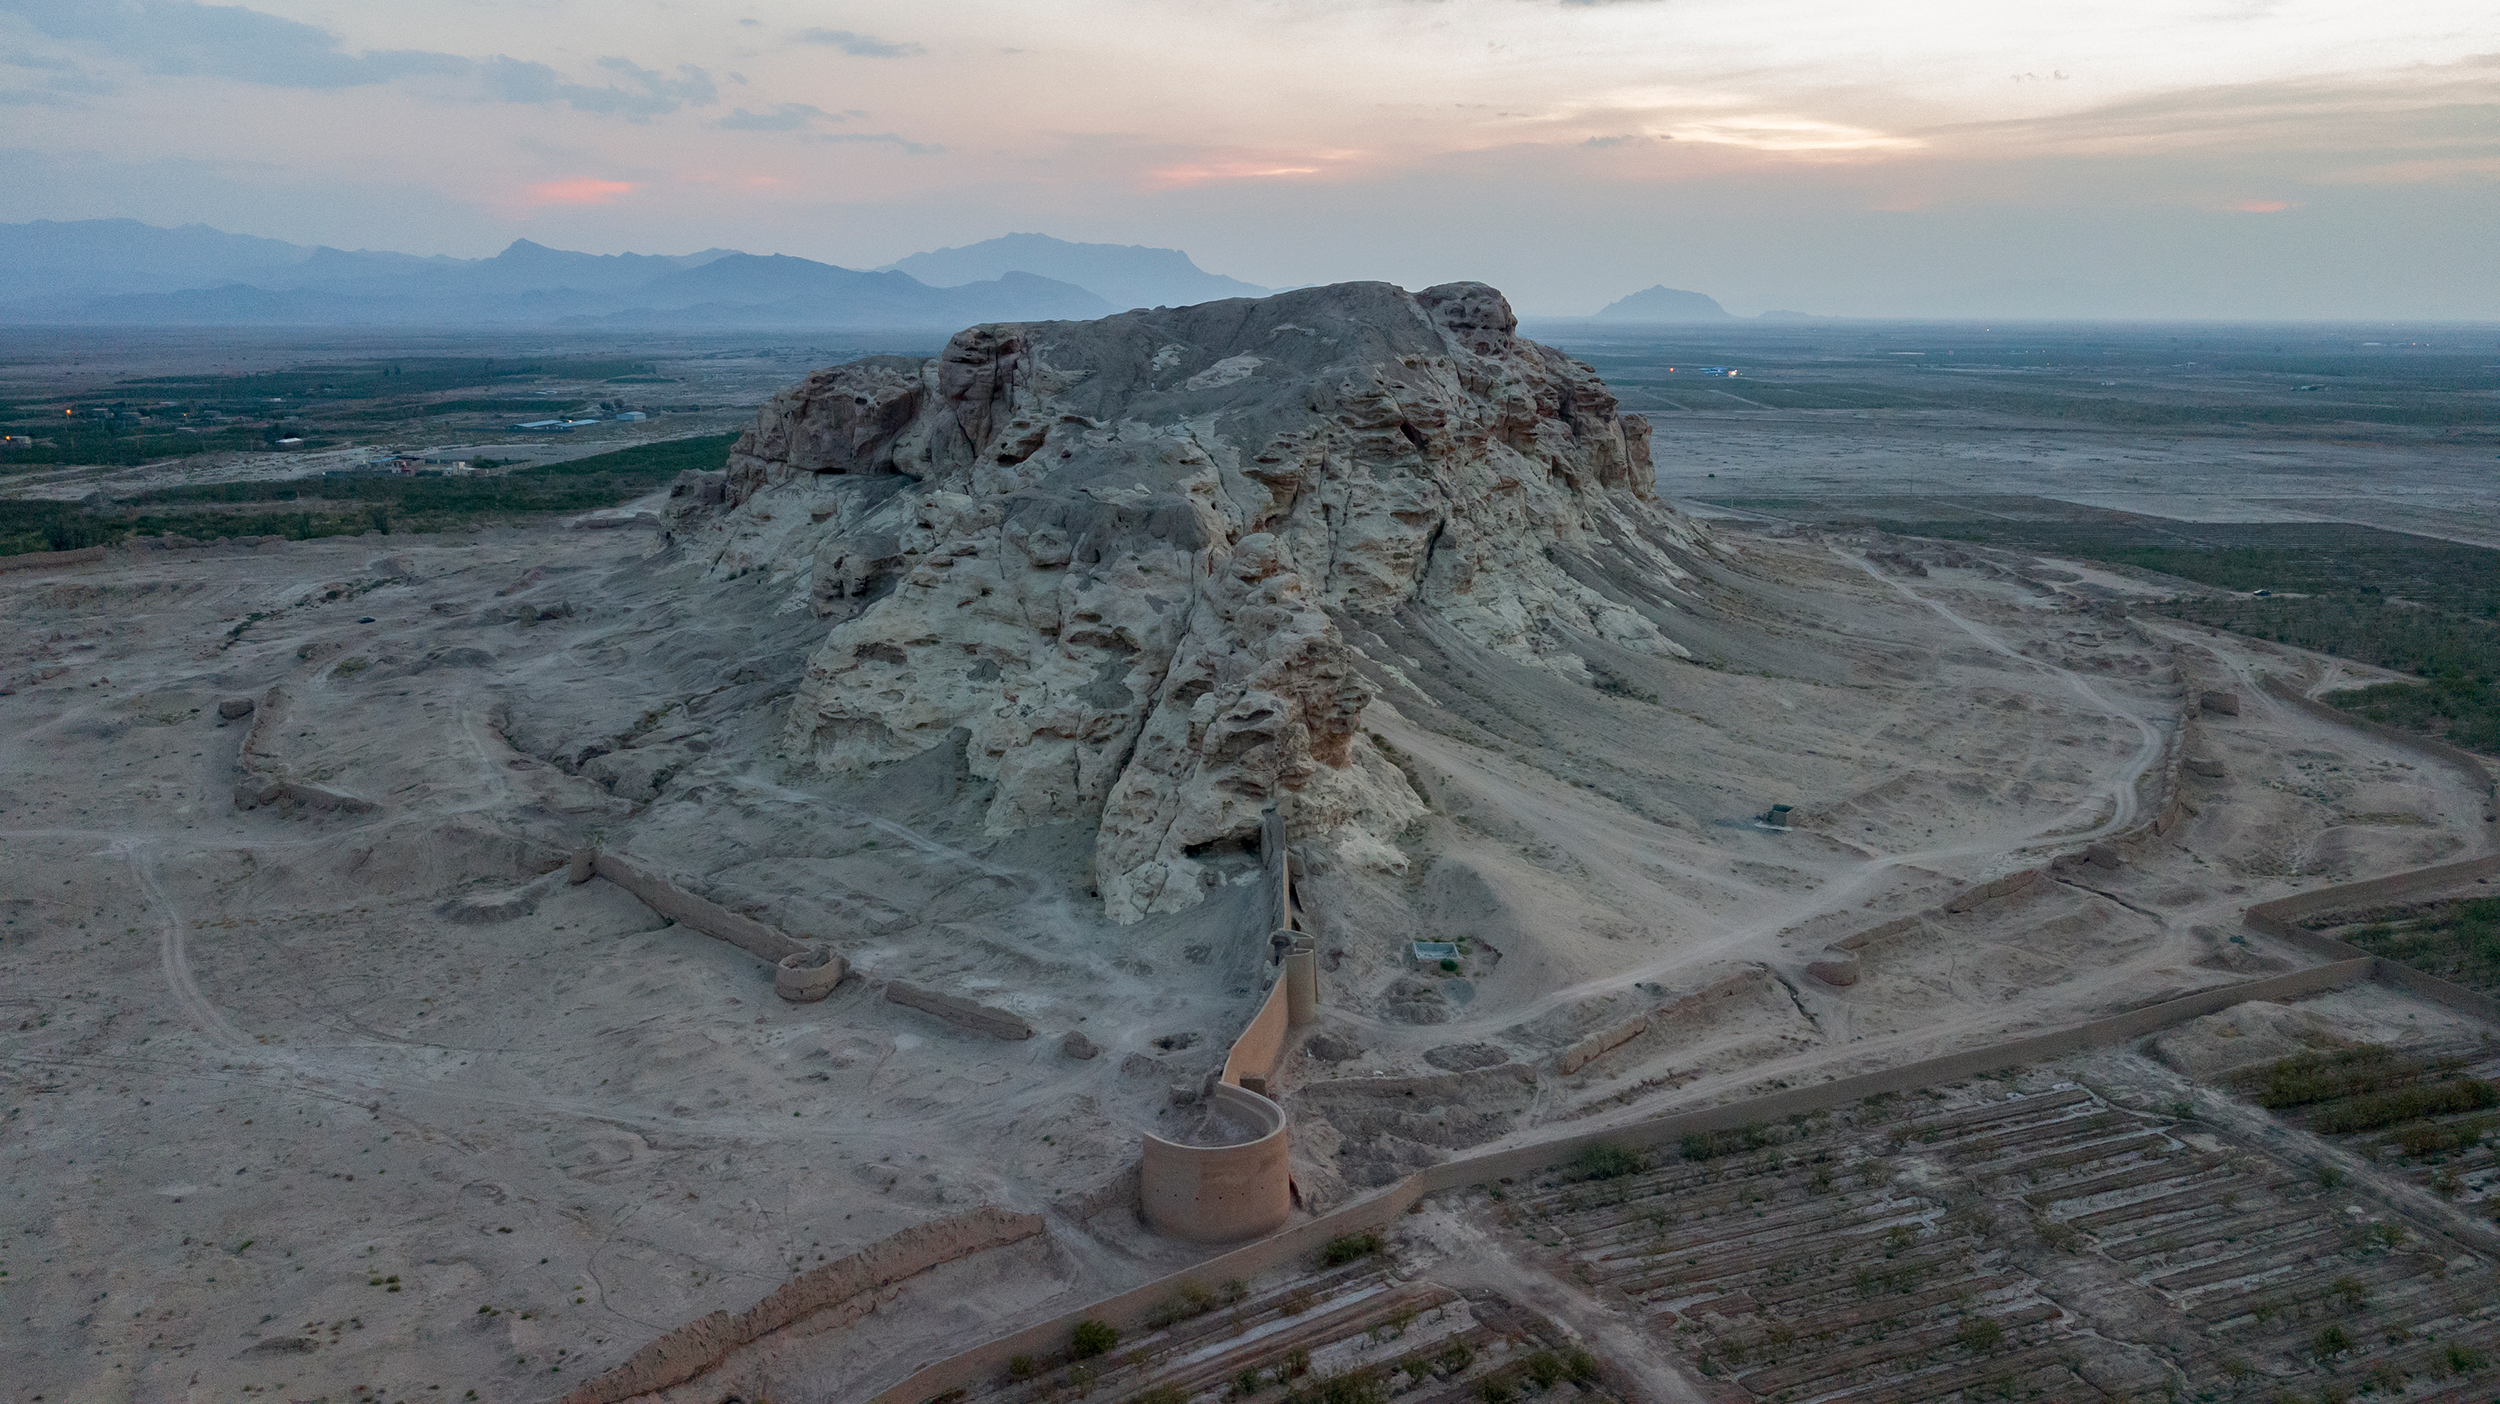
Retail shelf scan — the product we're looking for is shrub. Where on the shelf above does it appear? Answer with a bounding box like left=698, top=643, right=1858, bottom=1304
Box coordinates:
left=1522, top=1351, right=1563, bottom=1387
left=1564, top=1349, right=1600, bottom=1384
left=1478, top=1380, right=1516, bottom=1404
left=1679, top=1125, right=1773, bottom=1161
left=1959, top=1317, right=2006, bottom=1353
left=2313, top=1079, right=2499, bottom=1135
left=1318, top=1231, right=1383, bottom=1266
left=1288, top=1368, right=1388, bottom=1404
left=1007, top=1353, right=1036, bottom=1380
left=1072, top=1319, right=1119, bottom=1359
left=1134, top=1388, right=1187, bottom=1404
left=2316, top=1325, right=2354, bottom=1359
left=1576, top=1142, right=1646, bottom=1179
left=2253, top=1047, right=2404, bottom=1109
left=2447, top=1344, right=2487, bottom=1373
left=1437, top=1338, right=1475, bottom=1374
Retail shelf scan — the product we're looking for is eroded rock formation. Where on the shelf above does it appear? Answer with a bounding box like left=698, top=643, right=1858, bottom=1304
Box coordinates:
left=692, top=280, right=1716, bottom=920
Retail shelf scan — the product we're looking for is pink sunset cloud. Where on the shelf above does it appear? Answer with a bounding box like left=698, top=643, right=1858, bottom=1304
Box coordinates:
left=527, top=178, right=638, bottom=206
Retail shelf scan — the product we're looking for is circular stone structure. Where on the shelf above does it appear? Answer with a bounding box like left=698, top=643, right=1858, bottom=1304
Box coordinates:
left=774, top=945, right=846, bottom=1003
left=1140, top=1084, right=1292, bottom=1243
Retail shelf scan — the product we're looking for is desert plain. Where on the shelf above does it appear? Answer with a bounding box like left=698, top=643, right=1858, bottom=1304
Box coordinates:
left=3, top=298, right=2497, bottom=1404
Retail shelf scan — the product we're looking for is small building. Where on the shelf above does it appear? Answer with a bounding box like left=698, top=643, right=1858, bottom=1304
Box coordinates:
left=613, top=410, right=646, bottom=422
left=511, top=419, right=572, bottom=433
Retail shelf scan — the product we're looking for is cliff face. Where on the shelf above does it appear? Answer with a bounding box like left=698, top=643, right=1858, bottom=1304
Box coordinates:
left=698, top=280, right=1714, bottom=921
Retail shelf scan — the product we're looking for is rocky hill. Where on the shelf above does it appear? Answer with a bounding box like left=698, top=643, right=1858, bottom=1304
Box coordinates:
left=687, top=280, right=1720, bottom=921
left=1592, top=284, right=1734, bottom=321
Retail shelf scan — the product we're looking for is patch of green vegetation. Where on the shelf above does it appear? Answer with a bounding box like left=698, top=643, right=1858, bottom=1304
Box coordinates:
left=0, top=420, right=292, bottom=468
left=2311, top=1078, right=2497, bottom=1135
left=1814, top=517, right=2500, bottom=757
left=2330, top=674, right=2500, bottom=754
left=1574, top=1140, right=1650, bottom=1178
left=2250, top=1046, right=2415, bottom=1109
left=1679, top=1124, right=1775, bottom=1161
left=2342, top=899, right=2500, bottom=994
left=0, top=434, right=735, bottom=556
left=1958, top=1316, right=2006, bottom=1353
left=1281, top=1367, right=1388, bottom=1404
left=1317, top=1231, right=1383, bottom=1267
left=118, top=356, right=650, bottom=400
left=1069, top=1318, right=1117, bottom=1359
left=1, top=356, right=654, bottom=471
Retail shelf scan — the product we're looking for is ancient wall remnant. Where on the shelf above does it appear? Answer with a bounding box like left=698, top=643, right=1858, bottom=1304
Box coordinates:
left=775, top=946, right=843, bottom=1002
left=590, top=851, right=810, bottom=963
left=883, top=980, right=1032, bottom=1039
left=2258, top=674, right=2498, bottom=822
left=559, top=1205, right=1044, bottom=1404
left=1943, top=867, right=2048, bottom=913
left=576, top=848, right=845, bottom=1000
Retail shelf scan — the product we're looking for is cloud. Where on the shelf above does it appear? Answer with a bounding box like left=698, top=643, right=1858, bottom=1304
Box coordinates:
left=796, top=28, right=925, bottom=58
left=527, top=177, right=636, bottom=206
left=0, top=0, right=717, bottom=118
left=0, top=0, right=466, bottom=88
left=0, top=42, right=112, bottom=98
left=474, top=56, right=715, bottom=119
left=719, top=101, right=841, bottom=131
left=1148, top=154, right=1353, bottom=188
left=817, top=131, right=945, bottom=155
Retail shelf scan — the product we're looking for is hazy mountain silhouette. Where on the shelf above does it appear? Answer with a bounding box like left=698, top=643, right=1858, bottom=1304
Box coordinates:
left=0, top=221, right=1117, bottom=328
left=1592, top=285, right=1735, bottom=321
left=883, top=232, right=1268, bottom=311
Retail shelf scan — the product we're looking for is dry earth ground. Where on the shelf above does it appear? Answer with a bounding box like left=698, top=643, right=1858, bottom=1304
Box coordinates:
left=0, top=507, right=2486, bottom=1402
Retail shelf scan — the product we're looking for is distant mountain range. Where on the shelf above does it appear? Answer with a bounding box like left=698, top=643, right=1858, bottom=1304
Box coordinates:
left=0, top=221, right=1266, bottom=329
left=882, top=233, right=1268, bottom=311
left=1587, top=284, right=1820, bottom=323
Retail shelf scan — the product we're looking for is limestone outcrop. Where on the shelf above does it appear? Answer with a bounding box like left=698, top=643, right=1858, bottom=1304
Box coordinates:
left=695, top=280, right=1717, bottom=921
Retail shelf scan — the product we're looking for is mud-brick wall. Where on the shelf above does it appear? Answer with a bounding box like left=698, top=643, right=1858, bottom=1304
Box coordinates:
left=1222, top=978, right=1294, bottom=1090
left=2259, top=675, right=2499, bottom=819
left=591, top=851, right=808, bottom=962
left=865, top=957, right=2386, bottom=1404
left=563, top=1205, right=1043, bottom=1404
left=2243, top=853, right=2500, bottom=941
left=1141, top=1084, right=1293, bottom=1244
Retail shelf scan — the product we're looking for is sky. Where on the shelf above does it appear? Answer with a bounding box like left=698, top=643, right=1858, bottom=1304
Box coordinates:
left=0, top=0, right=2494, bottom=319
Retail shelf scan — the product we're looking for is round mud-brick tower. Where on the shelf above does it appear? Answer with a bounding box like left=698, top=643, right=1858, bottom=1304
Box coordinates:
left=775, top=945, right=845, bottom=1002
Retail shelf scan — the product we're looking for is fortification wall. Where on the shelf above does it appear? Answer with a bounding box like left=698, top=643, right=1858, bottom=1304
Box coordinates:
left=1140, top=1084, right=1294, bottom=1244
left=863, top=956, right=2385, bottom=1404
left=1221, top=978, right=1294, bottom=1091
left=590, top=851, right=813, bottom=963
left=1140, top=809, right=1311, bottom=1242
left=884, top=979, right=1032, bottom=1039
left=2242, top=853, right=2500, bottom=939
left=0, top=544, right=109, bottom=574
left=558, top=1205, right=1043, bottom=1404
left=2258, top=674, right=2500, bottom=820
